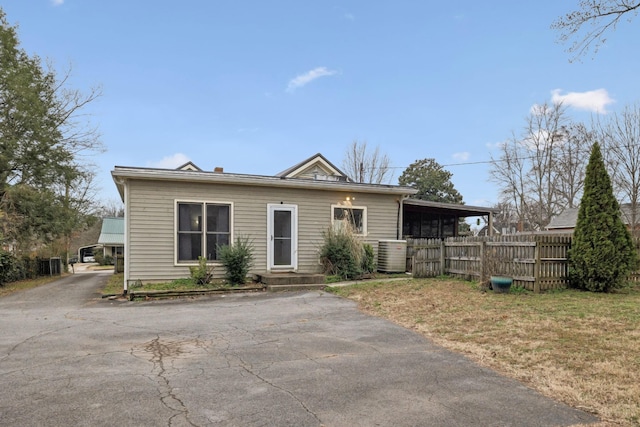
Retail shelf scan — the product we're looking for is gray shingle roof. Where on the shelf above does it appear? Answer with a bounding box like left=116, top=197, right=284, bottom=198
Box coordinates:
left=546, top=208, right=579, bottom=229
left=547, top=204, right=637, bottom=230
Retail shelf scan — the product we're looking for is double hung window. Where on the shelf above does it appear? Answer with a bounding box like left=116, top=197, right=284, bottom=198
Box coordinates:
left=331, top=205, right=367, bottom=235
left=177, top=202, right=231, bottom=262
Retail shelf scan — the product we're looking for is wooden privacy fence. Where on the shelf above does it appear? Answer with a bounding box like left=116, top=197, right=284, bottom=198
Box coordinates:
left=407, top=235, right=572, bottom=292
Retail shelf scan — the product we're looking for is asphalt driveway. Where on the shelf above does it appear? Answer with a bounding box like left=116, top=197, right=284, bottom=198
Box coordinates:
left=0, top=272, right=597, bottom=426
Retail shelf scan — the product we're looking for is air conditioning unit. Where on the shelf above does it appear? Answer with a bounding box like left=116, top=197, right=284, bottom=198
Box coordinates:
left=377, top=240, right=407, bottom=273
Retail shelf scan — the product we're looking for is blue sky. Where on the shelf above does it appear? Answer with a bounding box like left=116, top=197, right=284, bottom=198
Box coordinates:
left=3, top=1, right=640, bottom=206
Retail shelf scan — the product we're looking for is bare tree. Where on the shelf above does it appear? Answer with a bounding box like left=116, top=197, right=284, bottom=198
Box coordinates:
left=525, top=103, right=569, bottom=229
left=594, top=104, right=640, bottom=235
left=554, top=122, right=593, bottom=208
left=98, top=198, right=125, bottom=218
left=552, top=0, right=640, bottom=60
left=490, top=133, right=532, bottom=231
left=341, top=140, right=392, bottom=184
left=490, top=102, right=591, bottom=231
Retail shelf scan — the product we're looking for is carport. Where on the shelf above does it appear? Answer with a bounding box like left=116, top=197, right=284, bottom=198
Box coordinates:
left=401, top=199, right=496, bottom=239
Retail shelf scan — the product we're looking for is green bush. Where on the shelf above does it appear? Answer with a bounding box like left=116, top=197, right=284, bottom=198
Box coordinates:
left=218, top=236, right=254, bottom=285
left=94, top=252, right=104, bottom=265
left=0, top=250, right=18, bottom=285
left=93, top=252, right=114, bottom=266
left=20, top=256, right=38, bottom=280
left=319, top=221, right=364, bottom=280
left=189, top=256, right=214, bottom=285
left=361, top=243, right=376, bottom=274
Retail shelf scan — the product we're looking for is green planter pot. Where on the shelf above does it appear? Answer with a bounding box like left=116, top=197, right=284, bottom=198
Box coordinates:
left=490, top=276, right=513, bottom=293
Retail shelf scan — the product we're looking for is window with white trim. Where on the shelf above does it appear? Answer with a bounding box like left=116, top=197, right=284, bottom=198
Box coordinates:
left=331, top=205, right=367, bottom=235
left=177, top=202, right=231, bottom=262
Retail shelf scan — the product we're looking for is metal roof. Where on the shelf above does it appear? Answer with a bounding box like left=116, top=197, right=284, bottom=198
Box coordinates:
left=97, top=217, right=124, bottom=245
left=402, top=199, right=497, bottom=216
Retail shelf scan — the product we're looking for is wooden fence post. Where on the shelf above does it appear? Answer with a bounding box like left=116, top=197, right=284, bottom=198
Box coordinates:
left=439, top=239, right=445, bottom=276
left=480, top=240, right=485, bottom=282
left=534, top=241, right=541, bottom=293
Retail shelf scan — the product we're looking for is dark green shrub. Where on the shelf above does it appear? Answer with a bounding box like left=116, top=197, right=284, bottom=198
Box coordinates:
left=21, top=256, right=38, bottom=279
left=568, top=143, right=639, bottom=292
left=0, top=250, right=18, bottom=285
left=94, top=252, right=114, bottom=266
left=361, top=243, right=376, bottom=274
left=189, top=256, right=214, bottom=285
left=94, top=252, right=105, bottom=265
left=218, top=236, right=254, bottom=285
left=319, top=222, right=363, bottom=280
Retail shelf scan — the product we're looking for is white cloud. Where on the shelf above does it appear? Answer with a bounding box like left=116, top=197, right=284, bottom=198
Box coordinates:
left=147, top=153, right=191, bottom=169
left=550, top=88, right=614, bottom=114
left=51, top=0, right=64, bottom=5
left=452, top=152, right=470, bottom=161
left=286, top=67, right=337, bottom=92
left=343, top=13, right=355, bottom=21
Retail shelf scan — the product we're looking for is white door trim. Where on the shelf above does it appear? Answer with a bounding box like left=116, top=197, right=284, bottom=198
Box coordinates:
left=267, top=204, right=298, bottom=271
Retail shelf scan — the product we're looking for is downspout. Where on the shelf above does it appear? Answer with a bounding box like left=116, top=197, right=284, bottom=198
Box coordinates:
left=117, top=178, right=130, bottom=295
left=124, top=179, right=130, bottom=294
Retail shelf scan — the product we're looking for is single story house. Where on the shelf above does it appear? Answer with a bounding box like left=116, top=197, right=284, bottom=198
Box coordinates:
left=97, top=217, right=124, bottom=258
left=112, top=153, right=496, bottom=290
left=112, top=153, right=418, bottom=290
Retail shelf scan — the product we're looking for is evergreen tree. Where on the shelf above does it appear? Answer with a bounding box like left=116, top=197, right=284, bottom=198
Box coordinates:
left=0, top=8, right=101, bottom=254
left=399, top=158, right=463, bottom=203
left=568, top=142, right=638, bottom=292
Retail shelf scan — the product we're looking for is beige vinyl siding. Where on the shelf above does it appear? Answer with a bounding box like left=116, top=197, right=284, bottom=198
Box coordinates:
left=126, top=178, right=401, bottom=283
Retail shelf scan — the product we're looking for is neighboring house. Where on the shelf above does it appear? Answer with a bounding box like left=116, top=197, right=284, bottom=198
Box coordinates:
left=112, top=153, right=417, bottom=290
left=546, top=204, right=640, bottom=233
left=545, top=208, right=579, bottom=233
left=97, top=217, right=124, bottom=258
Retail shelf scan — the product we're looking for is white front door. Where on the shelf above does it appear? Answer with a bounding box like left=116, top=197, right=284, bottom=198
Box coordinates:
left=267, top=204, right=298, bottom=271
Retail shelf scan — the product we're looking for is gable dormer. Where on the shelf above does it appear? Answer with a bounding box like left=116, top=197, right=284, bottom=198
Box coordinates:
left=176, top=161, right=201, bottom=171
left=275, top=153, right=351, bottom=182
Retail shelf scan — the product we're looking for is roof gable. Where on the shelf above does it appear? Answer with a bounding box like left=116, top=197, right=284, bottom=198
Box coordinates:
left=176, top=161, right=201, bottom=171
left=276, top=153, right=351, bottom=181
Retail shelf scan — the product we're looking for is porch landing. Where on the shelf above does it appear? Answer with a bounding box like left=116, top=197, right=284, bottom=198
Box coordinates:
left=257, top=272, right=326, bottom=292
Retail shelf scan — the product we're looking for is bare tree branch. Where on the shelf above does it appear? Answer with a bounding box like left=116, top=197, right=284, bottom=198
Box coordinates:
left=341, top=140, right=392, bottom=184
left=552, top=0, right=640, bottom=60
left=490, top=102, right=591, bottom=231
left=594, top=104, right=640, bottom=235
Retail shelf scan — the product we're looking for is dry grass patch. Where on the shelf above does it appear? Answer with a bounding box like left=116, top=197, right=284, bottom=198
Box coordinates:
left=102, top=273, right=124, bottom=295
left=329, top=278, right=640, bottom=426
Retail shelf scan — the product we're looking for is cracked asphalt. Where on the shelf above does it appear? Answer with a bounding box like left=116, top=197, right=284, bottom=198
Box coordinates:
left=0, top=272, right=598, bottom=426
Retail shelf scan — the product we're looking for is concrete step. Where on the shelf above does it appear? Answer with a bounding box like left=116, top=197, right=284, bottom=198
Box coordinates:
left=258, top=272, right=325, bottom=286
left=266, top=283, right=327, bottom=292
